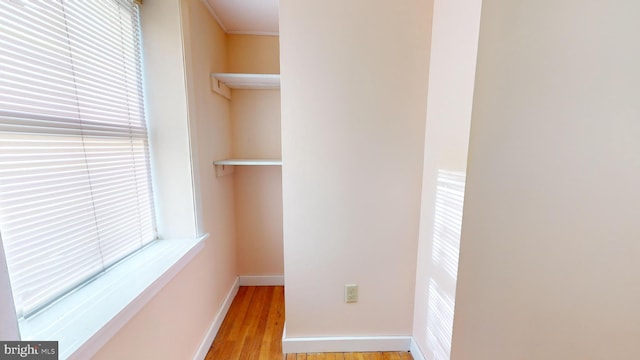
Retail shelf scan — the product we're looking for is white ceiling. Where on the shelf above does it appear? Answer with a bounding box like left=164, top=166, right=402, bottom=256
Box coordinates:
left=203, top=0, right=279, bottom=35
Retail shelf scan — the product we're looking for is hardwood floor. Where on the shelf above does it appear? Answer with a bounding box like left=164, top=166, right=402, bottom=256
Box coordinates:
left=206, top=286, right=284, bottom=359
left=205, top=286, right=413, bottom=360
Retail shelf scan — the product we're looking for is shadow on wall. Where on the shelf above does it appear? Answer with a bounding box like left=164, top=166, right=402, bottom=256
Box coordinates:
left=425, top=170, right=466, bottom=360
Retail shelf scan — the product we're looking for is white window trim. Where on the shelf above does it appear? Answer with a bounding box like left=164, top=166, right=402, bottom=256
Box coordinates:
left=1, top=233, right=207, bottom=359
left=0, top=1, right=205, bottom=357
left=0, top=235, right=20, bottom=341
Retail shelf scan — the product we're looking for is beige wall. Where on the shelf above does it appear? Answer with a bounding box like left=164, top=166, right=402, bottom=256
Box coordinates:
left=231, top=90, right=281, bottom=159
left=412, top=0, right=480, bottom=358
left=231, top=89, right=283, bottom=276
left=451, top=1, right=640, bottom=359
left=280, top=0, right=431, bottom=339
left=227, top=36, right=283, bottom=277
left=227, top=34, right=280, bottom=74
left=142, top=0, right=197, bottom=239
left=92, top=0, right=237, bottom=358
left=234, top=166, right=284, bottom=275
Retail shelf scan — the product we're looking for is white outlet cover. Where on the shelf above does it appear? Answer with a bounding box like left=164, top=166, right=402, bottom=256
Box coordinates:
left=345, top=284, right=358, bottom=303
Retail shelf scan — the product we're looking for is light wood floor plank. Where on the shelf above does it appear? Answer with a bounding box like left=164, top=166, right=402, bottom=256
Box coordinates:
left=382, top=352, right=401, bottom=360
left=265, top=286, right=285, bottom=358
left=225, top=286, right=255, bottom=340
left=399, top=352, right=413, bottom=360
left=236, top=287, right=268, bottom=359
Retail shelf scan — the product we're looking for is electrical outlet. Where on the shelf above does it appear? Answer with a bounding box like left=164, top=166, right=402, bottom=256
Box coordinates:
left=345, top=284, right=358, bottom=303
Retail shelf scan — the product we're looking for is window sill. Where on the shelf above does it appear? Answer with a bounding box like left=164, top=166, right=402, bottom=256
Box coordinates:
left=18, top=235, right=207, bottom=359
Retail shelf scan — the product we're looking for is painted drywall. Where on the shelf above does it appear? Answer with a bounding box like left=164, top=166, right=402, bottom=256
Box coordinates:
left=227, top=34, right=282, bottom=277
left=92, top=0, right=237, bottom=358
left=280, top=0, right=431, bottom=340
left=234, top=165, right=284, bottom=276
left=230, top=90, right=281, bottom=159
left=451, top=1, right=640, bottom=359
left=227, top=34, right=280, bottom=74
left=230, top=88, right=283, bottom=276
left=142, top=0, right=196, bottom=239
left=411, top=0, right=481, bottom=358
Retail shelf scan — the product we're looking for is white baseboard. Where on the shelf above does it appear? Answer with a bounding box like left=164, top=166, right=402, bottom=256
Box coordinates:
left=239, top=275, right=284, bottom=286
left=409, top=337, right=426, bottom=360
left=281, top=323, right=411, bottom=354
left=192, top=277, right=240, bottom=360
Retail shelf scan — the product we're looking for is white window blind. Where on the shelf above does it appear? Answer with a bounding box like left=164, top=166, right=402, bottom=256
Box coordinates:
left=0, top=0, right=157, bottom=318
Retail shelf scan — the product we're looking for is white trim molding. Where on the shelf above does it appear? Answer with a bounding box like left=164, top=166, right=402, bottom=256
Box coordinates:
left=239, top=275, right=284, bottom=286
left=409, top=337, right=427, bottom=360
left=197, top=0, right=278, bottom=36
left=281, top=324, right=411, bottom=354
left=0, top=233, right=20, bottom=341
left=227, top=30, right=279, bottom=36
left=192, top=277, right=240, bottom=360
left=199, top=0, right=227, bottom=33
left=16, top=236, right=208, bottom=359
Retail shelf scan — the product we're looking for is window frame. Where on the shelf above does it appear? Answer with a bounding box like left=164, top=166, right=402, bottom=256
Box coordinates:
left=0, top=0, right=159, bottom=318
left=0, top=0, right=206, bottom=356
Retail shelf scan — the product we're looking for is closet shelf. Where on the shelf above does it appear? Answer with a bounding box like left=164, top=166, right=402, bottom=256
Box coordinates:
left=210, top=73, right=280, bottom=99
left=213, top=159, right=282, bottom=176
left=213, top=158, right=282, bottom=166
left=212, top=73, right=280, bottom=89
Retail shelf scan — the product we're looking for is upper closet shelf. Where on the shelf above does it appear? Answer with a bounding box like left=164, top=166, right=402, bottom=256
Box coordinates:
left=210, top=73, right=280, bottom=99
left=213, top=158, right=282, bottom=166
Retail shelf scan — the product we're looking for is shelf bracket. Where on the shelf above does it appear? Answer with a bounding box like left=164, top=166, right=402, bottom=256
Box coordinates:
left=211, top=77, right=231, bottom=100
left=214, top=164, right=235, bottom=177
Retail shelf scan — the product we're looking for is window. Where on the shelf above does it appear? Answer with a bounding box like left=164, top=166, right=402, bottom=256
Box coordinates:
left=0, top=0, right=156, bottom=320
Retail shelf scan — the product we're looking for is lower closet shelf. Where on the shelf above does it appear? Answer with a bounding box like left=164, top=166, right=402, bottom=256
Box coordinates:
left=213, top=158, right=282, bottom=176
